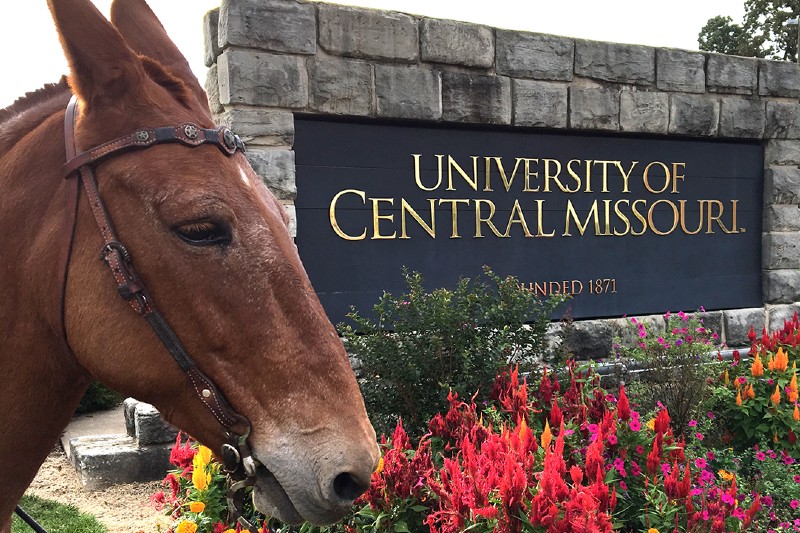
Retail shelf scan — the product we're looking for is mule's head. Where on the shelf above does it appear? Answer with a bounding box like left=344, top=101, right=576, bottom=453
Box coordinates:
left=49, top=0, right=378, bottom=524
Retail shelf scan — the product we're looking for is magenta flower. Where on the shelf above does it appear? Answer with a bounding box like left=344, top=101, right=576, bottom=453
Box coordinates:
left=756, top=451, right=766, bottom=461
left=695, top=432, right=704, bottom=441
left=791, top=499, right=800, bottom=509
left=688, top=419, right=698, bottom=427
left=694, top=458, right=707, bottom=469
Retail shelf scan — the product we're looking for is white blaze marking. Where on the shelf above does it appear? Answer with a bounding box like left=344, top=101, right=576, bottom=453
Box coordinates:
left=239, top=163, right=252, bottom=188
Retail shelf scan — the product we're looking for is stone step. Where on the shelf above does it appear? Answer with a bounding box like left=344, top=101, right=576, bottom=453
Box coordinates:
left=66, top=434, right=173, bottom=491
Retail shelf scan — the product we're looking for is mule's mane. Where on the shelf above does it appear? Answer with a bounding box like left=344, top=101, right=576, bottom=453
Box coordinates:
left=0, top=77, right=70, bottom=126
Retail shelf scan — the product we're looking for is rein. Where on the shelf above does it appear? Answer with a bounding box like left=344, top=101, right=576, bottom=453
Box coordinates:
left=56, top=95, right=261, bottom=532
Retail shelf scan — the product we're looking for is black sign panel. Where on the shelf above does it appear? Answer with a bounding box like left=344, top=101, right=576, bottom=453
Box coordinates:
left=294, top=117, right=763, bottom=325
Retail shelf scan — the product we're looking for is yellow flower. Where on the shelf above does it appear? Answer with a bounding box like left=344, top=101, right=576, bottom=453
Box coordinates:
left=223, top=530, right=237, bottom=533
left=646, top=419, right=656, bottom=431
left=176, top=521, right=198, bottom=533
left=192, top=466, right=210, bottom=491
left=723, top=369, right=730, bottom=386
left=189, top=501, right=205, bottom=513
left=374, top=456, right=384, bottom=475
left=648, top=528, right=659, bottom=533
left=541, top=420, right=553, bottom=449
left=194, top=446, right=212, bottom=470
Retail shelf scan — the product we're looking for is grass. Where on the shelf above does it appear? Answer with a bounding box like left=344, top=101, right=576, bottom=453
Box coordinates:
left=12, top=494, right=106, bottom=533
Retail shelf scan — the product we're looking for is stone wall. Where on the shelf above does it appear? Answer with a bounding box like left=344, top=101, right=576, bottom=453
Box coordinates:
left=204, top=0, right=800, bottom=357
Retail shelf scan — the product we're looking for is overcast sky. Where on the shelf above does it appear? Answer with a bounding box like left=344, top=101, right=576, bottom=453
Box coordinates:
left=2, top=0, right=745, bottom=109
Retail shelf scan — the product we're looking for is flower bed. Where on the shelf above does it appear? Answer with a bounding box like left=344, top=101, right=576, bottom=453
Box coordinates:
left=153, top=311, right=800, bottom=533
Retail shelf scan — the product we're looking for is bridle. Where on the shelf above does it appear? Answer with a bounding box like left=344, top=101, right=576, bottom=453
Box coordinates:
left=59, top=95, right=261, bottom=532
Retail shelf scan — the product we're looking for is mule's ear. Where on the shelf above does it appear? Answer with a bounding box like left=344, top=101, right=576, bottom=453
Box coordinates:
left=48, top=0, right=146, bottom=108
left=110, top=0, right=212, bottom=120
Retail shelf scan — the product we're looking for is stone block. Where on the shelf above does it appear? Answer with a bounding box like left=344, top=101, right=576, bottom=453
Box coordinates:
left=723, top=307, right=765, bottom=346
left=132, top=403, right=178, bottom=446
left=247, top=148, right=296, bottom=200
left=620, top=91, right=668, bottom=134
left=764, top=270, right=800, bottom=304
left=765, top=205, right=800, bottom=232
left=68, top=435, right=172, bottom=490
left=575, top=40, right=654, bottom=85
left=308, top=56, right=372, bottom=116
left=496, top=31, right=574, bottom=81
left=668, top=94, right=719, bottom=136
left=376, top=64, right=441, bottom=120
left=765, top=140, right=800, bottom=166
left=766, top=101, right=800, bottom=139
left=512, top=80, right=568, bottom=128
left=217, top=49, right=307, bottom=108
left=768, top=304, right=800, bottom=331
left=707, top=54, right=758, bottom=95
left=759, top=59, right=800, bottom=98
left=763, top=232, right=800, bottom=269
left=611, top=315, right=667, bottom=350
left=318, top=4, right=418, bottom=61
left=203, top=8, right=221, bottom=67
left=442, top=71, right=511, bottom=124
left=204, top=64, right=222, bottom=115
left=218, top=0, right=316, bottom=55
left=719, top=97, right=765, bottom=138
left=569, top=86, right=620, bottom=131
left=696, top=311, right=723, bottom=338
left=420, top=18, right=493, bottom=68
left=218, top=108, right=294, bottom=147
left=765, top=166, right=800, bottom=204
left=656, top=49, right=705, bottom=93
left=561, top=319, right=613, bottom=359
left=123, top=397, right=137, bottom=438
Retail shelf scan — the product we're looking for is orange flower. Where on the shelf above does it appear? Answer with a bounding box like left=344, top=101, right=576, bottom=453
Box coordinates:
left=751, top=353, right=764, bottom=377
left=746, top=383, right=756, bottom=399
left=790, top=373, right=799, bottom=403
left=768, top=354, right=776, bottom=372
left=775, top=347, right=789, bottom=372
left=189, top=502, right=205, bottom=513
left=718, top=469, right=735, bottom=481
left=794, top=405, right=800, bottom=421
left=771, top=384, right=781, bottom=406
left=541, top=419, right=553, bottom=449
left=723, top=369, right=730, bottom=386
left=736, top=390, right=743, bottom=406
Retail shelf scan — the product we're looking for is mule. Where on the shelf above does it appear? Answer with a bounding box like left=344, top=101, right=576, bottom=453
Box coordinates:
left=0, top=0, right=379, bottom=530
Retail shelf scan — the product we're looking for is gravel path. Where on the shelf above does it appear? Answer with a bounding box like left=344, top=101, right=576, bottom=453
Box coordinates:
left=23, top=450, right=169, bottom=533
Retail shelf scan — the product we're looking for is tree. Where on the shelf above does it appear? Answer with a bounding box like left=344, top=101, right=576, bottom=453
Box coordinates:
left=699, top=0, right=800, bottom=61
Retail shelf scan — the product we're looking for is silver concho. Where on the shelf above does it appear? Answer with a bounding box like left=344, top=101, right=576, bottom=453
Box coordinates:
left=223, top=129, right=236, bottom=150
left=135, top=130, right=149, bottom=142
left=184, top=124, right=199, bottom=140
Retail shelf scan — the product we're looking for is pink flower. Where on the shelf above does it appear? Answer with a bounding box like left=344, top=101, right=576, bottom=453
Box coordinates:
left=629, top=419, right=641, bottom=432
left=791, top=499, right=800, bottom=509
left=688, top=419, right=698, bottom=427
left=756, top=451, right=766, bottom=461
left=695, top=432, right=704, bottom=441
left=694, top=458, right=707, bottom=469
left=607, top=434, right=618, bottom=445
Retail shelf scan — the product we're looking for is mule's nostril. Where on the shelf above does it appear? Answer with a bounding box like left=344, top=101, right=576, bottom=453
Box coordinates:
left=333, top=472, right=370, bottom=501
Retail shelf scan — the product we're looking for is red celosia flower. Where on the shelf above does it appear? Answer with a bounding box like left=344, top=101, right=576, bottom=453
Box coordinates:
left=616, top=385, right=631, bottom=421
left=169, top=432, right=197, bottom=472
left=654, top=408, right=670, bottom=435
left=550, top=398, right=563, bottom=428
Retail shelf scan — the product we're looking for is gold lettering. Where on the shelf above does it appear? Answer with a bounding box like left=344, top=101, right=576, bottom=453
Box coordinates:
left=535, top=199, right=556, bottom=237
left=400, top=198, right=436, bottom=239
left=630, top=199, right=648, bottom=236
left=474, top=199, right=504, bottom=238
left=615, top=161, right=637, bottom=193
left=613, top=199, right=631, bottom=236
left=523, top=158, right=540, bottom=192
left=564, top=200, right=600, bottom=236
left=504, top=199, right=533, bottom=237
left=671, top=162, right=686, bottom=193
left=643, top=161, right=671, bottom=194
left=446, top=155, right=479, bottom=191
left=371, top=198, right=396, bottom=240
left=412, top=154, right=443, bottom=191
left=490, top=157, right=526, bottom=192
left=679, top=199, right=703, bottom=235
left=329, top=189, right=366, bottom=241
left=593, top=160, right=614, bottom=193
left=438, top=199, right=470, bottom=238
left=706, top=200, right=732, bottom=234
left=647, top=199, right=679, bottom=236
left=543, top=159, right=572, bottom=192
left=566, top=160, right=584, bottom=193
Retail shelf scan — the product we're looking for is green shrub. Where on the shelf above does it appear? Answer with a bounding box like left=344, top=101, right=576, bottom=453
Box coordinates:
left=340, top=267, right=565, bottom=437
left=75, top=381, right=123, bottom=415
left=615, top=311, right=725, bottom=437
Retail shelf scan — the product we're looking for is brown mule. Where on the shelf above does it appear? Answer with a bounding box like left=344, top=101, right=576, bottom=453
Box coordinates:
left=0, top=1, right=378, bottom=530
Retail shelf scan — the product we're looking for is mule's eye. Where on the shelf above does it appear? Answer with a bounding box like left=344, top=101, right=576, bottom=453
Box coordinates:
left=174, top=221, right=231, bottom=246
